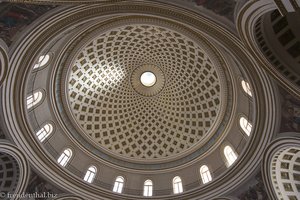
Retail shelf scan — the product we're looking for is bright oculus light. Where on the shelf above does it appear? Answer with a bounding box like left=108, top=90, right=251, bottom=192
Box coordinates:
left=140, top=72, right=156, bottom=87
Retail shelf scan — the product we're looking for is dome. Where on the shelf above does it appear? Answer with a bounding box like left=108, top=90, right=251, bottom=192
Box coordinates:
left=1, top=1, right=298, bottom=200
left=65, top=22, right=225, bottom=162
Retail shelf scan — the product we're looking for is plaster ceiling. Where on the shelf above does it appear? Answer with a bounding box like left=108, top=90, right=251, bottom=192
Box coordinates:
left=67, top=24, right=223, bottom=160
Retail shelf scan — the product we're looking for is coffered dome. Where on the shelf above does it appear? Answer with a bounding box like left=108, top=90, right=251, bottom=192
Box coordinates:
left=1, top=1, right=282, bottom=200
left=66, top=23, right=224, bottom=161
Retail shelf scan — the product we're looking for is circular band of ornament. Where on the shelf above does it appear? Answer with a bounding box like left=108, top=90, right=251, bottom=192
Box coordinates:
left=131, top=64, right=165, bottom=96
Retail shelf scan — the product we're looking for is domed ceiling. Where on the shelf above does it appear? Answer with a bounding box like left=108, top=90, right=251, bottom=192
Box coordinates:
left=66, top=23, right=225, bottom=161
left=0, top=0, right=291, bottom=199
left=3, top=2, right=279, bottom=199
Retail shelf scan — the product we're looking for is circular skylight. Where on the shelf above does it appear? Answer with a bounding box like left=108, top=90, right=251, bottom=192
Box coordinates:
left=140, top=72, right=156, bottom=87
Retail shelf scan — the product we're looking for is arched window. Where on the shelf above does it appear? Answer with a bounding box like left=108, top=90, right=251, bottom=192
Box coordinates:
left=241, top=80, right=252, bottom=97
left=113, top=176, right=124, bottom=193
left=173, top=176, right=183, bottom=194
left=36, top=123, right=53, bottom=142
left=33, top=54, right=50, bottom=69
left=143, top=179, right=153, bottom=197
left=239, top=116, right=252, bottom=136
left=200, top=165, right=212, bottom=184
left=27, top=91, right=43, bottom=109
left=57, top=148, right=72, bottom=167
left=224, top=146, right=238, bottom=167
left=84, top=166, right=97, bottom=183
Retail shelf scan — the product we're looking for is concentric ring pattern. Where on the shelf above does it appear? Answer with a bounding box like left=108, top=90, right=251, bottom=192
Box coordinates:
left=67, top=24, right=222, bottom=159
left=131, top=64, right=165, bottom=97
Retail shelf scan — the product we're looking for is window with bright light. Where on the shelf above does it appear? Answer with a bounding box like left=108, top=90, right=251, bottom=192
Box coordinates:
left=33, top=54, right=50, bottom=69
left=143, top=179, right=153, bottom=196
left=224, top=146, right=238, bottom=167
left=27, top=91, right=43, bottom=109
left=173, top=176, right=183, bottom=194
left=239, top=116, right=252, bottom=136
left=57, top=148, right=72, bottom=167
left=200, top=165, right=212, bottom=184
left=113, top=176, right=124, bottom=193
left=140, top=72, right=156, bottom=87
left=36, top=123, right=53, bottom=142
left=241, top=80, right=252, bottom=97
left=84, top=166, right=97, bottom=183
